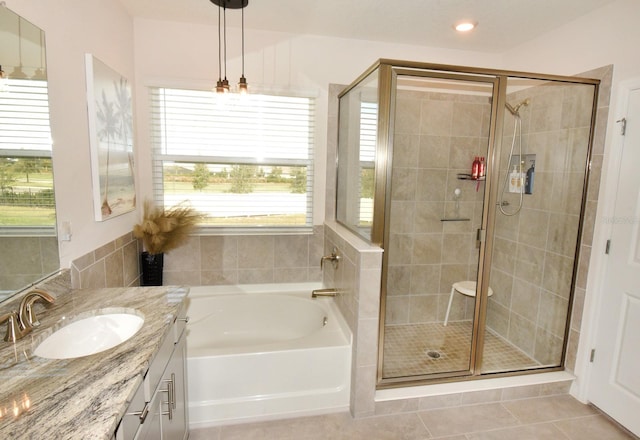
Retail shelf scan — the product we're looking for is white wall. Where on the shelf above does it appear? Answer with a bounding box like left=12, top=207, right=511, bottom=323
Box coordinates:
left=501, top=0, right=640, bottom=81
left=8, top=0, right=136, bottom=267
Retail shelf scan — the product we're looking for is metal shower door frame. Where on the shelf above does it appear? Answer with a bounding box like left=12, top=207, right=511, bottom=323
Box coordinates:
left=376, top=67, right=502, bottom=386
left=373, top=60, right=600, bottom=388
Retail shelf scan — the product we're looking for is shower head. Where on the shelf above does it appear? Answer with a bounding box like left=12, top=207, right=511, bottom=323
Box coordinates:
left=506, top=98, right=530, bottom=117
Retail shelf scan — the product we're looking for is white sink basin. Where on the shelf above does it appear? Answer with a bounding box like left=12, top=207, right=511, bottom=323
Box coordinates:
left=34, top=312, right=144, bottom=359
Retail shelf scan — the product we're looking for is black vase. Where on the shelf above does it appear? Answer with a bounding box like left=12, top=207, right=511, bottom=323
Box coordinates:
left=140, top=251, right=164, bottom=286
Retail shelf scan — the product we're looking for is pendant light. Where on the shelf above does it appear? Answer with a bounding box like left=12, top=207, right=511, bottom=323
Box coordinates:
left=11, top=16, right=28, bottom=79
left=32, top=30, right=47, bottom=81
left=0, top=65, right=8, bottom=93
left=222, top=5, right=230, bottom=92
left=210, top=0, right=248, bottom=94
left=215, top=3, right=225, bottom=93
left=238, top=4, right=248, bottom=94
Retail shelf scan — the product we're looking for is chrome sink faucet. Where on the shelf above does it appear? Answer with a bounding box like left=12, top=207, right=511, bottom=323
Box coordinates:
left=0, top=289, right=55, bottom=342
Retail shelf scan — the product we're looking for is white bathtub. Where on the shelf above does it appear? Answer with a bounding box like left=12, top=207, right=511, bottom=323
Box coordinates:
left=186, top=283, right=352, bottom=427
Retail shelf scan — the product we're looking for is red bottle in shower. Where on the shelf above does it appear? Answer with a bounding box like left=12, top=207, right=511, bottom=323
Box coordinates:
left=471, top=156, right=480, bottom=179
left=479, top=157, right=486, bottom=178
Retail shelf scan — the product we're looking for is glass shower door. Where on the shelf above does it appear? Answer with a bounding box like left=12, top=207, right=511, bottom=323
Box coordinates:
left=380, top=71, right=497, bottom=380
left=482, top=78, right=597, bottom=374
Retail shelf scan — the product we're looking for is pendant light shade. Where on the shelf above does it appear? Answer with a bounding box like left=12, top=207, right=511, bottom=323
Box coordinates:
left=210, top=0, right=248, bottom=94
left=0, top=65, right=8, bottom=93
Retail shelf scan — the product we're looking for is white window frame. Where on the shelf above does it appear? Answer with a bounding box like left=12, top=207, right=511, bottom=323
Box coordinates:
left=149, top=85, right=315, bottom=234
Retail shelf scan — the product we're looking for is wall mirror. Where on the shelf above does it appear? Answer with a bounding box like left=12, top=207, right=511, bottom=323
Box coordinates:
left=0, top=4, right=59, bottom=302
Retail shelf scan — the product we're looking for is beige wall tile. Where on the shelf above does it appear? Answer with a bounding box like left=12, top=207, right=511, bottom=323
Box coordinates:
left=390, top=167, right=417, bottom=201
left=414, top=202, right=444, bottom=233
left=510, top=279, right=540, bottom=323
left=508, top=314, right=536, bottom=354
left=416, top=169, right=448, bottom=201
left=237, top=236, right=274, bottom=269
left=408, top=294, right=439, bottom=323
left=392, top=133, right=420, bottom=168
left=420, top=99, right=453, bottom=136
left=411, top=233, right=442, bottom=264
left=104, top=250, right=124, bottom=288
left=80, top=261, right=106, bottom=289
left=410, top=264, right=440, bottom=294
left=418, top=135, right=450, bottom=168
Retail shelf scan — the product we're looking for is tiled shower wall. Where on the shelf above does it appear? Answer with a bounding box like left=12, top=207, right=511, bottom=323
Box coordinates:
left=385, top=89, right=490, bottom=326
left=487, top=75, right=607, bottom=366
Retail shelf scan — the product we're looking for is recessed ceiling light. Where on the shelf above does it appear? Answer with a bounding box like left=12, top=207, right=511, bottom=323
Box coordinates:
left=454, top=21, right=477, bottom=32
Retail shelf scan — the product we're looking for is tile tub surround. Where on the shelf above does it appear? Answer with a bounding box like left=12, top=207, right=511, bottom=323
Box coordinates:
left=0, top=281, right=187, bottom=439
left=162, top=227, right=325, bottom=286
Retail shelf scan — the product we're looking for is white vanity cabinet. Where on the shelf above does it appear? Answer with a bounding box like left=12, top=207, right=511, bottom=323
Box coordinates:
left=116, top=302, right=189, bottom=440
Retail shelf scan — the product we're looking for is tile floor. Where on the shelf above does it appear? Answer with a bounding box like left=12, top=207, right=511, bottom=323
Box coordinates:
left=190, top=394, right=638, bottom=440
left=382, top=321, right=539, bottom=378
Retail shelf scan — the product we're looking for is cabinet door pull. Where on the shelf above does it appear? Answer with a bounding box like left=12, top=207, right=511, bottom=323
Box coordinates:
left=177, top=317, right=189, bottom=323
left=161, top=374, right=175, bottom=420
left=126, top=401, right=149, bottom=423
left=170, top=373, right=176, bottom=409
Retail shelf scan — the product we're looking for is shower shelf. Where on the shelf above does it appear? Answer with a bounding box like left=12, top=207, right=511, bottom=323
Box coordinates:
left=441, top=218, right=470, bottom=222
left=457, top=173, right=485, bottom=181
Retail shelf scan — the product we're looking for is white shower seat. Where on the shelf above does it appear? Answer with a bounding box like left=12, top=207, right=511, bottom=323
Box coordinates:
left=443, top=281, right=493, bottom=326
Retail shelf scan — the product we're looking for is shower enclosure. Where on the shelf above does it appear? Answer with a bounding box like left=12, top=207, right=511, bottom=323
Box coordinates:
left=335, top=60, right=598, bottom=386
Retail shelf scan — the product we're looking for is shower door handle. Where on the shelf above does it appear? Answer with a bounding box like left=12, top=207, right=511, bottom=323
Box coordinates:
left=476, top=229, right=486, bottom=243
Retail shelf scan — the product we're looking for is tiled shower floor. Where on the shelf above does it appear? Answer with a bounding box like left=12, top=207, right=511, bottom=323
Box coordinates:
left=382, top=321, right=540, bottom=378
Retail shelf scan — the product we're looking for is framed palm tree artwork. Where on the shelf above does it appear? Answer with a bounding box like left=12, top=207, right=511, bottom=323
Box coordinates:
left=85, top=54, right=136, bottom=221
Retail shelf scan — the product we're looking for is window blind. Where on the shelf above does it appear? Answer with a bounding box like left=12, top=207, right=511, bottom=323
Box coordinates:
left=150, top=87, right=315, bottom=229
left=358, top=102, right=377, bottom=224
left=359, top=101, right=377, bottom=163
left=0, top=78, right=52, bottom=154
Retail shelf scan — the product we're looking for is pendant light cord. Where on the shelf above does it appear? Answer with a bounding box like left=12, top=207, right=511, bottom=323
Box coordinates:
left=241, top=5, right=245, bottom=77
left=217, top=5, right=222, bottom=81
left=223, top=5, right=227, bottom=81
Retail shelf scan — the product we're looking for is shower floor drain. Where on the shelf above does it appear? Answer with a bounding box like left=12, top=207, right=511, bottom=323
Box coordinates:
left=425, top=350, right=442, bottom=359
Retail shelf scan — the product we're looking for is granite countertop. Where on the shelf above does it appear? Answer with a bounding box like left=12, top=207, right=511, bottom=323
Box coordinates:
left=0, top=274, right=188, bottom=440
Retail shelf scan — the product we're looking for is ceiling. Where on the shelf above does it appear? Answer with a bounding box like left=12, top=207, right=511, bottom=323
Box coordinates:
left=118, top=0, right=616, bottom=53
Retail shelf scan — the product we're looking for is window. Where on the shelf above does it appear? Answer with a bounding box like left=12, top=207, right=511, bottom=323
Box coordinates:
left=359, top=101, right=377, bottom=225
left=0, top=78, right=54, bottom=229
left=150, top=87, right=314, bottom=231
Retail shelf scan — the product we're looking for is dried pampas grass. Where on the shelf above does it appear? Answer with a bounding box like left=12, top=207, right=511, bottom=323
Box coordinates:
left=133, top=201, right=201, bottom=255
